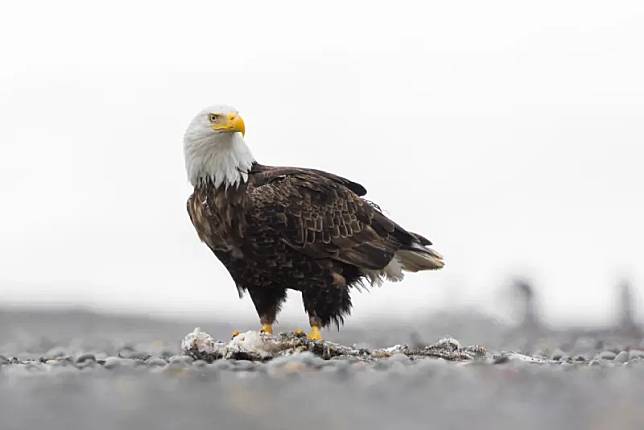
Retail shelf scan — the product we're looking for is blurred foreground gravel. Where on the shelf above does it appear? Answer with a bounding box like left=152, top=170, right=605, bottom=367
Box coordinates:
left=2, top=309, right=644, bottom=430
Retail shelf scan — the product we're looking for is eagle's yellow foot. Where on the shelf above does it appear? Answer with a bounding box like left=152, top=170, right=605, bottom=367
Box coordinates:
left=293, top=328, right=306, bottom=337
left=231, top=330, right=241, bottom=338
left=307, top=325, right=323, bottom=341
left=260, top=324, right=273, bottom=335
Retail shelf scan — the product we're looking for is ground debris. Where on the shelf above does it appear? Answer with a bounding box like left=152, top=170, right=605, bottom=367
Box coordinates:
left=181, top=328, right=488, bottom=363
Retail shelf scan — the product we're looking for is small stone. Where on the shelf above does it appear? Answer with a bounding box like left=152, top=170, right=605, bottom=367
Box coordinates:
left=119, top=349, right=151, bottom=361
left=46, top=359, right=69, bottom=367
left=209, top=360, right=232, bottom=371
left=44, top=347, right=67, bottom=360
left=168, top=355, right=194, bottom=366
left=597, top=351, right=616, bottom=360
left=103, top=357, right=137, bottom=369
left=286, top=351, right=325, bottom=368
left=192, top=360, right=208, bottom=367
left=75, top=353, right=96, bottom=364
left=231, top=360, right=256, bottom=371
left=493, top=355, right=510, bottom=365
left=550, top=349, right=566, bottom=361
left=629, top=350, right=644, bottom=360
left=145, top=357, right=168, bottom=367
left=614, top=351, right=629, bottom=363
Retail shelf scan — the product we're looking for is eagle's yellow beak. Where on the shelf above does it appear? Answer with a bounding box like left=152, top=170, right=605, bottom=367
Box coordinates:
left=213, top=113, right=245, bottom=136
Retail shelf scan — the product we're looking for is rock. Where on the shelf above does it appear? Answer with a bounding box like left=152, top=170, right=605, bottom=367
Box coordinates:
left=614, top=351, right=630, bottom=363
left=192, top=360, right=208, bottom=368
left=44, top=347, right=68, bottom=360
left=168, top=355, right=194, bottom=367
left=498, top=352, right=547, bottom=364
left=550, top=349, right=566, bottom=361
left=493, top=355, right=510, bottom=365
left=181, top=327, right=227, bottom=361
left=118, top=348, right=151, bottom=361
left=230, top=360, right=257, bottom=371
left=103, top=357, right=137, bottom=369
left=629, top=349, right=644, bottom=360
left=145, top=357, right=168, bottom=367
left=75, top=353, right=96, bottom=364
left=597, top=351, right=616, bottom=360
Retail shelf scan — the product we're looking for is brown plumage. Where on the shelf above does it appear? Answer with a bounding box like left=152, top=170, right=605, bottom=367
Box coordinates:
left=183, top=105, right=444, bottom=338
left=187, top=163, right=444, bottom=329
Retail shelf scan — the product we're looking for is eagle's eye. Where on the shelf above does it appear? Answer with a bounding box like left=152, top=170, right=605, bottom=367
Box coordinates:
left=208, top=113, right=220, bottom=123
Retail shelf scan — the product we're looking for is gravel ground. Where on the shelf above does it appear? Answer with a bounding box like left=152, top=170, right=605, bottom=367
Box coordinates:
left=1, top=309, right=644, bottom=430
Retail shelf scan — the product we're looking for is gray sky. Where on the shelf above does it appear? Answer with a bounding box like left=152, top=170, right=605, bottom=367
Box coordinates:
left=2, top=0, right=643, bottom=327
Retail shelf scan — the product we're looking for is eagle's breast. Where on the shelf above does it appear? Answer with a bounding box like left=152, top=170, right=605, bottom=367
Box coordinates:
left=187, top=180, right=248, bottom=258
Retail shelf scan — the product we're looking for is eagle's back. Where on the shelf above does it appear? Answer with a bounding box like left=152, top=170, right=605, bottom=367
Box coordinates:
left=187, top=163, right=442, bottom=294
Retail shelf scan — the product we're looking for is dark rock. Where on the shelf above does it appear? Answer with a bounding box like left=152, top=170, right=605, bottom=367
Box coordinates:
left=118, top=349, right=151, bottom=361
left=597, top=351, right=616, bottom=360
left=75, top=353, right=96, bottom=364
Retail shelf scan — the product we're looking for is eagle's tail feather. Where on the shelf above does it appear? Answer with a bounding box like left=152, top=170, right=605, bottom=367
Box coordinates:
left=396, top=247, right=445, bottom=272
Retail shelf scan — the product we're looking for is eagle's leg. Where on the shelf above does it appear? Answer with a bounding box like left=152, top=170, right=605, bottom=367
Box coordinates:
left=307, top=315, right=323, bottom=341
left=248, top=287, right=287, bottom=335
left=302, top=284, right=352, bottom=341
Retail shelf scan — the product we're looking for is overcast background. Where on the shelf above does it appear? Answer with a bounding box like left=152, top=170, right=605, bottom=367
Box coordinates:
left=1, top=0, right=643, bottom=328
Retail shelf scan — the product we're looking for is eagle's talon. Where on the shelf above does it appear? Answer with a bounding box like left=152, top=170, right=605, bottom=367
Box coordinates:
left=231, top=330, right=241, bottom=338
left=260, top=324, right=273, bottom=335
left=293, top=328, right=306, bottom=337
left=307, top=326, right=323, bottom=341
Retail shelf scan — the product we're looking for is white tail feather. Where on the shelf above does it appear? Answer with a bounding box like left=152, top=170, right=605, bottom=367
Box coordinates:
left=396, top=248, right=445, bottom=272
left=361, top=245, right=444, bottom=286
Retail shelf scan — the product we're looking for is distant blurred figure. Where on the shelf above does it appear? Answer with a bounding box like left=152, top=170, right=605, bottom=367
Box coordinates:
left=513, top=278, right=541, bottom=330
left=616, top=279, right=640, bottom=334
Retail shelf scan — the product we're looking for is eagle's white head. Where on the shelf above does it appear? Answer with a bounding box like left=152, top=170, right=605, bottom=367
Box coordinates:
left=184, top=105, right=256, bottom=188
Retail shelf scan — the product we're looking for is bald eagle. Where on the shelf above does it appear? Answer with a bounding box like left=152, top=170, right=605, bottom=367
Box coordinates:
left=184, top=105, right=444, bottom=340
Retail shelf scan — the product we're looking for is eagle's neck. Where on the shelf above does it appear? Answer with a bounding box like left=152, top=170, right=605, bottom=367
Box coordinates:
left=186, top=133, right=256, bottom=189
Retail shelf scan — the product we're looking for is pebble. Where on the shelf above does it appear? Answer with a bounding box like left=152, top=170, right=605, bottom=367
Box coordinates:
left=168, top=355, right=194, bottom=367
left=597, top=351, right=616, bottom=360
left=614, top=351, right=630, bottom=363
left=550, top=349, right=566, bottom=361
left=103, top=357, right=137, bottom=369
left=230, top=360, right=256, bottom=371
left=192, top=360, right=208, bottom=368
left=44, top=347, right=68, bottom=360
left=208, top=360, right=232, bottom=371
left=629, top=350, right=644, bottom=360
left=46, top=359, right=69, bottom=367
left=75, top=353, right=96, bottom=364
left=145, top=357, right=168, bottom=367
left=119, top=349, right=151, bottom=361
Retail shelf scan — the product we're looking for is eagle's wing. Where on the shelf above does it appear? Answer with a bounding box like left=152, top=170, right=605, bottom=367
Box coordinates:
left=248, top=165, right=431, bottom=270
